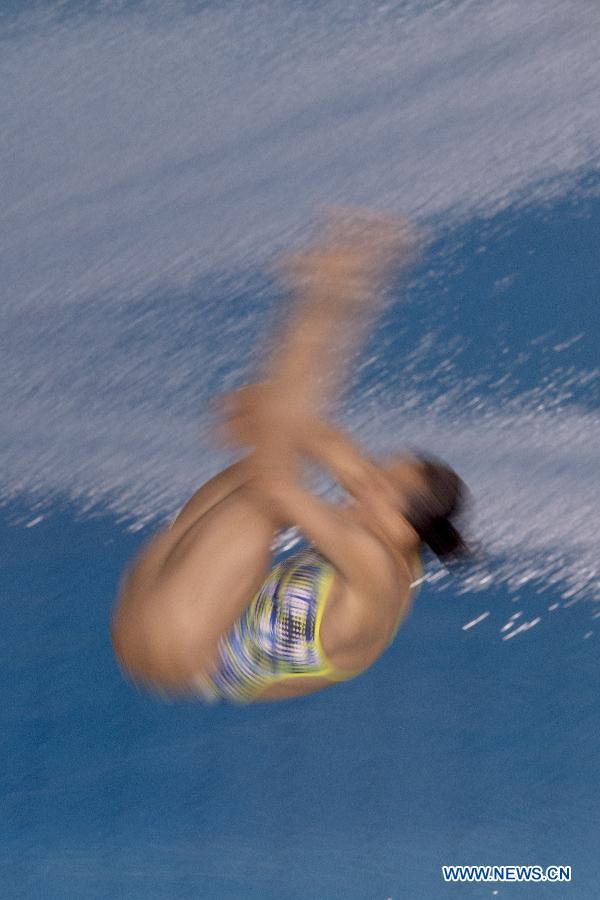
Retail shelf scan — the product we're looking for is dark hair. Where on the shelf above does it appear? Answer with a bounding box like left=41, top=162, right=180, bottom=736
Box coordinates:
left=404, top=454, right=471, bottom=562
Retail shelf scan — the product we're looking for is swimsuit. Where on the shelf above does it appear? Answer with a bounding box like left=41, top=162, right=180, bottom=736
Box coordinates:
left=193, top=545, right=422, bottom=704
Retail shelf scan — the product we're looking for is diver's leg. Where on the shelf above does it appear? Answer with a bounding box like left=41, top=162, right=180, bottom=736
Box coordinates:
left=219, top=251, right=398, bottom=449
left=115, top=457, right=256, bottom=598
left=111, top=477, right=286, bottom=691
left=263, top=210, right=416, bottom=418
left=219, top=212, right=417, bottom=450
left=263, top=252, right=378, bottom=421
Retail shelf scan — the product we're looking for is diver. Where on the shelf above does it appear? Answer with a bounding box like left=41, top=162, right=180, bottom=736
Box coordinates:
left=110, top=211, right=471, bottom=702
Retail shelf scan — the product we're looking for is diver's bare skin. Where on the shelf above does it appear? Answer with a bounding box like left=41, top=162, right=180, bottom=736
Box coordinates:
left=263, top=208, right=417, bottom=420
left=111, top=213, right=420, bottom=698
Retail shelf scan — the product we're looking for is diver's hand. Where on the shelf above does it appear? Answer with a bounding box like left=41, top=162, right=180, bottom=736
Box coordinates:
left=297, top=419, right=397, bottom=503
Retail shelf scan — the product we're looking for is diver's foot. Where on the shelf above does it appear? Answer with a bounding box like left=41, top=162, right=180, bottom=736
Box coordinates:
left=278, top=208, right=418, bottom=302
left=320, top=206, right=418, bottom=265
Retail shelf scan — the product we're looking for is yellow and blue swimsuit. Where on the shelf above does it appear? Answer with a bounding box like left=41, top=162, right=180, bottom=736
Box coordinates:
left=194, top=546, right=421, bottom=704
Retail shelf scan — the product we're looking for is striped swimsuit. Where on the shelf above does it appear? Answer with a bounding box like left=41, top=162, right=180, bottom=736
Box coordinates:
left=193, top=545, right=422, bottom=704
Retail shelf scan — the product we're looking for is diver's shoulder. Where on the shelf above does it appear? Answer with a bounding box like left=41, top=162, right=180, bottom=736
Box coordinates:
left=345, top=547, right=419, bottom=634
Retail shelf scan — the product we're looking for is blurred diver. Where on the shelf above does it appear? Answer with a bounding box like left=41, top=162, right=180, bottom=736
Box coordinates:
left=111, top=211, right=471, bottom=702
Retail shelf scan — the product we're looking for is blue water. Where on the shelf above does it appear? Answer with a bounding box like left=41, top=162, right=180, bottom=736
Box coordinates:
left=1, top=1, right=599, bottom=897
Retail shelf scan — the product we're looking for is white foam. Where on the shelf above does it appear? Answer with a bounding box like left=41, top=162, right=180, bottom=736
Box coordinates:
left=24, top=515, right=44, bottom=528
left=2, top=0, right=598, bottom=311
left=462, top=611, right=490, bottom=631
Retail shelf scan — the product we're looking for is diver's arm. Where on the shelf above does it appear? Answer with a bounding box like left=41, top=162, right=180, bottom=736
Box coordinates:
left=246, top=473, right=391, bottom=595
left=297, top=419, right=393, bottom=504
left=219, top=383, right=392, bottom=504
